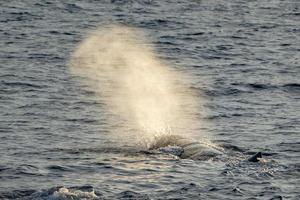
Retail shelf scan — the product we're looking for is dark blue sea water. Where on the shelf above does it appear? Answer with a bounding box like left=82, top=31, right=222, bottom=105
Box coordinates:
left=1, top=0, right=299, bottom=199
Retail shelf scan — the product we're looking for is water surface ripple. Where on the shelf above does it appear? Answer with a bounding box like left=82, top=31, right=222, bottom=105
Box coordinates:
left=0, top=0, right=299, bottom=199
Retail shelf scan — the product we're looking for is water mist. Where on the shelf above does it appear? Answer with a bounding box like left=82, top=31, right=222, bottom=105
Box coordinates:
left=69, top=25, right=205, bottom=147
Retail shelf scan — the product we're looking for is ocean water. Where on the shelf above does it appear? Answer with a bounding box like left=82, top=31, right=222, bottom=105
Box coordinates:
left=0, top=0, right=299, bottom=199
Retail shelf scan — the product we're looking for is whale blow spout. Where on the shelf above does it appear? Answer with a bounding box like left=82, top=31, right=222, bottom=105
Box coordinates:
left=69, top=25, right=203, bottom=145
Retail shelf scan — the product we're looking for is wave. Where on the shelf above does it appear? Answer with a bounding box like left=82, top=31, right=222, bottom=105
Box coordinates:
left=0, top=186, right=99, bottom=200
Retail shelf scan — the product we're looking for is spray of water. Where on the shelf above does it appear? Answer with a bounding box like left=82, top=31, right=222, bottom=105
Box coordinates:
left=69, top=25, right=204, bottom=146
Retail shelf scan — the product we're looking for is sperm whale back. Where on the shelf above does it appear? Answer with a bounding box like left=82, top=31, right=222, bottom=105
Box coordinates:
left=150, top=135, right=223, bottom=159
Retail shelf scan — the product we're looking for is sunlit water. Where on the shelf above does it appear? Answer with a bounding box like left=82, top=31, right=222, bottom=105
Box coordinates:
left=0, top=0, right=299, bottom=199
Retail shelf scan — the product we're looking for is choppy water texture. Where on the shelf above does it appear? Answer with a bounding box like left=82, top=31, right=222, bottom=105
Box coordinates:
left=1, top=0, right=300, bottom=199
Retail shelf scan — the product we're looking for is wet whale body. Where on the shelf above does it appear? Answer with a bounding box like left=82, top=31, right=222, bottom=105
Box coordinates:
left=149, top=135, right=223, bottom=160
left=247, top=152, right=262, bottom=162
left=149, top=134, right=263, bottom=162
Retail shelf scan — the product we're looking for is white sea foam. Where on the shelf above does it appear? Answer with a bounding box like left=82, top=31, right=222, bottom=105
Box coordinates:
left=23, top=186, right=100, bottom=200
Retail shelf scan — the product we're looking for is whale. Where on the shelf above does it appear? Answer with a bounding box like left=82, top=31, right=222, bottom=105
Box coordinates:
left=149, top=134, right=263, bottom=162
left=247, top=152, right=262, bottom=162
left=149, top=134, right=224, bottom=160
